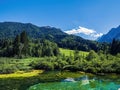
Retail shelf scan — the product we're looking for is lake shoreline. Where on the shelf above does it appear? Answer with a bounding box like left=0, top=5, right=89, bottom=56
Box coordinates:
left=0, top=70, right=120, bottom=80
left=0, top=70, right=120, bottom=90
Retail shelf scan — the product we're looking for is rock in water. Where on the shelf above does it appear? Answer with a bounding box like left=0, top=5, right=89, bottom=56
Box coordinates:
left=63, top=78, right=75, bottom=82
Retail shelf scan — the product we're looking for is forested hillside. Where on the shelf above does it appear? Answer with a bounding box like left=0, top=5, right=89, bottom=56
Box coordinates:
left=0, top=22, right=106, bottom=51
left=98, top=25, right=120, bottom=42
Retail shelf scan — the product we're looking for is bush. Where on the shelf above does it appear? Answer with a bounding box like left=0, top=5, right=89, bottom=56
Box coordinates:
left=0, top=65, right=18, bottom=74
left=30, top=60, right=54, bottom=71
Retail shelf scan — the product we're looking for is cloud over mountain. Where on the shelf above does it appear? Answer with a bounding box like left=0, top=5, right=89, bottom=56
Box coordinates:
left=65, top=26, right=103, bottom=38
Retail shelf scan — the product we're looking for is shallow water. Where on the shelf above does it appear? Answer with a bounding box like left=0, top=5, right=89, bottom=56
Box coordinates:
left=28, top=75, right=120, bottom=90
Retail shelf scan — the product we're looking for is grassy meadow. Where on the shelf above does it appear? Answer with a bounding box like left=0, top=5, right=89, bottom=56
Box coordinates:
left=59, top=48, right=89, bottom=56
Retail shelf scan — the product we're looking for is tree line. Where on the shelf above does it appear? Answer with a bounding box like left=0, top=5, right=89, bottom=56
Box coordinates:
left=0, top=31, right=120, bottom=58
left=0, top=31, right=60, bottom=58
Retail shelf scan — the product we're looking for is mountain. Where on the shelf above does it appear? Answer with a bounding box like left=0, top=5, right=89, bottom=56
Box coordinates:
left=98, top=25, right=120, bottom=42
left=0, top=22, right=99, bottom=51
left=0, top=22, right=67, bottom=39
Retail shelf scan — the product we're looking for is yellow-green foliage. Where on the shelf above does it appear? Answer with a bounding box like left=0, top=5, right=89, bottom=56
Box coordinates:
left=0, top=70, right=43, bottom=78
left=59, top=48, right=89, bottom=56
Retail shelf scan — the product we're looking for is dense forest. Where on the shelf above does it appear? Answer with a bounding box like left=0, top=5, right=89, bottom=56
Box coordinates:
left=0, top=31, right=59, bottom=58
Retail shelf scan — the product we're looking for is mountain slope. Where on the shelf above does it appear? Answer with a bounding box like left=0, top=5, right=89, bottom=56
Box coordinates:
left=0, top=22, right=99, bottom=51
left=0, top=22, right=67, bottom=40
left=98, top=25, right=120, bottom=42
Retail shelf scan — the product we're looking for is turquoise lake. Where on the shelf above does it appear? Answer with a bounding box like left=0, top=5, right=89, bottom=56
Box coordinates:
left=28, top=75, right=120, bottom=90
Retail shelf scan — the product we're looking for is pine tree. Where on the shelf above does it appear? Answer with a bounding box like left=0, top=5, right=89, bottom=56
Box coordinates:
left=13, top=35, right=20, bottom=56
left=74, top=49, right=79, bottom=60
left=110, top=39, right=120, bottom=55
left=20, top=31, right=29, bottom=56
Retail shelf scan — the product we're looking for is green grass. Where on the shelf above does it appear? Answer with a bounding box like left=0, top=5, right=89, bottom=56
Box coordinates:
left=0, top=57, right=41, bottom=74
left=59, top=48, right=89, bottom=56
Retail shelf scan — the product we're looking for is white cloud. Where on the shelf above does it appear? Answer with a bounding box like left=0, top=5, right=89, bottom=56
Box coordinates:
left=65, top=26, right=103, bottom=38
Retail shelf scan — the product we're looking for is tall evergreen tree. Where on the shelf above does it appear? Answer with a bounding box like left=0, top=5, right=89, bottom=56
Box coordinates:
left=13, top=35, right=20, bottom=56
left=110, top=39, right=120, bottom=55
left=20, top=31, right=29, bottom=56
left=74, top=49, right=79, bottom=60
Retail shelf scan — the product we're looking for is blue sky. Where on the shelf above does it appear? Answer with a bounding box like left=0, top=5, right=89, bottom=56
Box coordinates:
left=0, top=0, right=120, bottom=40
